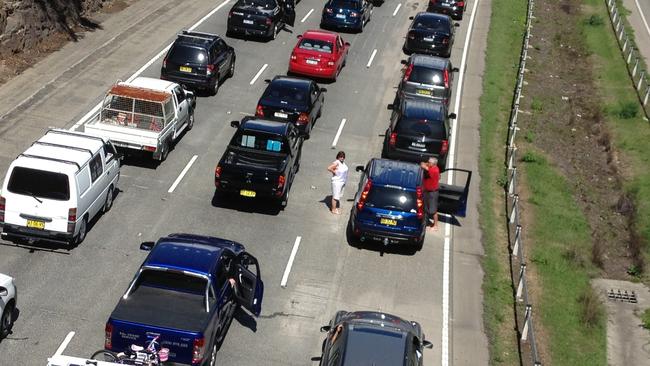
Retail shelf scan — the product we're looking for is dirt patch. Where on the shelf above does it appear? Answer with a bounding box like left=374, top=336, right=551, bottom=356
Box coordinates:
left=521, top=0, right=640, bottom=279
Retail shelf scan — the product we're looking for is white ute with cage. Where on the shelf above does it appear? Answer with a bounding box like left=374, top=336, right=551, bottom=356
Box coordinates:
left=84, top=77, right=196, bottom=161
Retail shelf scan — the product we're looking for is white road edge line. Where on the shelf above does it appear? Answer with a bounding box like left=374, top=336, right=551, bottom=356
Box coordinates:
left=393, top=3, right=402, bottom=17
left=250, top=64, right=269, bottom=85
left=331, top=118, right=347, bottom=148
left=441, top=0, right=480, bottom=365
left=54, top=331, right=75, bottom=357
left=69, top=0, right=233, bottom=131
left=301, top=8, right=315, bottom=23
left=168, top=155, right=198, bottom=193
left=366, top=49, right=378, bottom=68
left=280, top=236, right=302, bottom=288
left=634, top=0, right=650, bottom=38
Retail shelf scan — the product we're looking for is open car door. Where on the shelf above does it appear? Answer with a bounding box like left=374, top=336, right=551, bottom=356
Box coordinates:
left=235, top=252, right=264, bottom=316
left=282, top=0, right=296, bottom=27
left=438, top=168, right=472, bottom=217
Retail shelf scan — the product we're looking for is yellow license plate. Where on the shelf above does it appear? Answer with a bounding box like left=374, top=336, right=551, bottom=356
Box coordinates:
left=416, top=89, right=432, bottom=95
left=240, top=190, right=256, bottom=198
left=180, top=66, right=192, bottom=73
left=380, top=218, right=398, bottom=226
left=26, top=219, right=45, bottom=230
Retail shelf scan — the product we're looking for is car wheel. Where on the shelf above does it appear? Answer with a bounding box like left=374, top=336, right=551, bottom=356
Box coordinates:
left=103, top=185, right=114, bottom=213
left=187, top=111, right=195, bottom=130
left=228, top=57, right=236, bottom=78
left=73, top=216, right=88, bottom=246
left=208, top=343, right=218, bottom=366
left=159, top=140, right=170, bottom=161
left=271, top=24, right=279, bottom=40
left=212, top=80, right=220, bottom=96
left=0, top=303, right=14, bottom=338
left=346, top=220, right=359, bottom=247
left=90, top=350, right=119, bottom=362
left=280, top=188, right=289, bottom=207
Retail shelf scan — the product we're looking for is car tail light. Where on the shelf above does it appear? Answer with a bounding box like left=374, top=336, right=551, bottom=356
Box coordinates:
left=291, top=53, right=297, bottom=61
left=408, top=31, right=416, bottom=40
left=256, top=104, right=265, bottom=117
left=192, top=337, right=205, bottom=365
left=416, top=186, right=424, bottom=219
left=162, top=58, right=167, bottom=69
left=356, top=179, right=372, bottom=211
left=457, top=1, right=465, bottom=7
left=327, top=60, right=335, bottom=66
left=442, top=37, right=449, bottom=45
left=215, top=166, right=222, bottom=185
left=444, top=68, right=449, bottom=89
left=0, top=195, right=5, bottom=223
left=441, top=139, right=449, bottom=155
left=403, top=63, right=413, bottom=82
left=67, top=208, right=77, bottom=233
left=143, top=146, right=157, bottom=152
left=326, top=8, right=333, bottom=14
left=266, top=18, right=273, bottom=26
left=297, top=112, right=309, bottom=125
left=350, top=11, right=359, bottom=17
left=104, top=323, right=113, bottom=350
left=277, top=175, right=286, bottom=195
left=389, top=132, right=397, bottom=147
left=228, top=10, right=233, bottom=18
left=207, top=64, right=215, bottom=76
left=430, top=0, right=438, bottom=4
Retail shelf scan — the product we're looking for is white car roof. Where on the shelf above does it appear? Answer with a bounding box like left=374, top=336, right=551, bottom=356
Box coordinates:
left=125, top=77, right=176, bottom=93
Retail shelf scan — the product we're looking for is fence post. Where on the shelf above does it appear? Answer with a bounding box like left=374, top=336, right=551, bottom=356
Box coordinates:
left=627, top=48, right=634, bottom=65
left=632, top=58, right=639, bottom=77
left=516, top=263, right=527, bottom=302
left=508, top=125, right=519, bottom=147
left=622, top=37, right=629, bottom=52
left=508, top=145, right=517, bottom=170
left=512, top=225, right=522, bottom=257
left=508, top=167, right=517, bottom=196
left=644, top=85, right=650, bottom=106
left=638, top=71, right=645, bottom=90
left=509, top=195, right=519, bottom=224
left=521, top=304, right=533, bottom=342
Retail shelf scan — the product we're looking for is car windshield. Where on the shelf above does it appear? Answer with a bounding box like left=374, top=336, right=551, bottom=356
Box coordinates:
left=365, top=186, right=417, bottom=212
left=396, top=118, right=446, bottom=137
left=8, top=167, right=70, bottom=201
left=241, top=0, right=276, bottom=8
left=262, top=82, right=310, bottom=107
left=342, top=326, right=408, bottom=365
left=330, top=0, right=359, bottom=9
left=299, top=39, right=334, bottom=53
left=233, top=130, right=286, bottom=153
left=168, top=45, right=207, bottom=65
left=408, top=66, right=444, bottom=86
left=413, top=16, right=449, bottom=31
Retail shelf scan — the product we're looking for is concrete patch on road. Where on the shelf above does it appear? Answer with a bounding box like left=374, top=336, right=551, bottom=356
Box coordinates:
left=592, top=278, right=650, bottom=366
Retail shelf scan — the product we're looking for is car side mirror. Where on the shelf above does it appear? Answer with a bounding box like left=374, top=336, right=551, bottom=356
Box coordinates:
left=409, top=16, right=414, bottom=20
left=345, top=41, right=351, bottom=46
left=320, top=325, right=332, bottom=332
left=452, top=67, right=459, bottom=72
left=454, top=22, right=460, bottom=27
left=320, top=87, right=328, bottom=93
left=297, top=34, right=302, bottom=39
left=264, top=79, right=271, bottom=84
left=355, top=165, right=365, bottom=172
left=400, top=59, right=408, bottom=65
left=140, top=241, right=155, bottom=251
left=387, top=104, right=394, bottom=110
left=185, top=90, right=195, bottom=99
left=423, top=340, right=433, bottom=349
left=0, top=286, right=7, bottom=297
left=231, top=120, right=240, bottom=128
left=448, top=113, right=457, bottom=119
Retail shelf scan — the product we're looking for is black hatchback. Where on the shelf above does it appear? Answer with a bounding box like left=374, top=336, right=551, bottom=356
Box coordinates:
left=382, top=97, right=455, bottom=169
left=160, top=31, right=236, bottom=95
left=403, top=12, right=459, bottom=58
left=227, top=0, right=296, bottom=40
left=428, top=0, right=466, bottom=20
left=256, top=76, right=326, bottom=138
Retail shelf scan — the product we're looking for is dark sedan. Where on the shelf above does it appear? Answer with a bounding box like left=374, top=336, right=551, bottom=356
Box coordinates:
left=318, top=311, right=433, bottom=366
left=321, top=0, right=373, bottom=33
left=227, top=0, right=295, bottom=40
left=403, top=12, right=459, bottom=58
left=256, top=76, right=326, bottom=138
left=428, top=0, right=466, bottom=20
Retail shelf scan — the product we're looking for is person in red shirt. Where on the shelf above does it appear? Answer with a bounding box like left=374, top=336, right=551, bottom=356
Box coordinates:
left=420, top=157, right=440, bottom=231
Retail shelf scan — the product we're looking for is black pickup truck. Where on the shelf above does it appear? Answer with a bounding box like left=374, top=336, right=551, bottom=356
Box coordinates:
left=215, top=117, right=303, bottom=206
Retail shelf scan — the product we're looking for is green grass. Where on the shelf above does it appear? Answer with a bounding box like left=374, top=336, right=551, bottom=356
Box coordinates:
left=478, top=0, right=527, bottom=364
left=583, top=0, right=650, bottom=279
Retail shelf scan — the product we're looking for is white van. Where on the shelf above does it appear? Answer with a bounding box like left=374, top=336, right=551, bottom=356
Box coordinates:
left=0, top=129, right=120, bottom=246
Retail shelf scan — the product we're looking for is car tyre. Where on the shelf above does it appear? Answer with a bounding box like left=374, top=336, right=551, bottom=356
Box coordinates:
left=90, top=350, right=119, bottom=362
left=103, top=185, right=114, bottom=213
left=271, top=24, right=279, bottom=40
left=187, top=111, right=195, bottom=131
left=73, top=216, right=88, bottom=246
left=208, top=343, right=218, bottom=366
left=211, top=80, right=220, bottom=96
left=0, top=302, right=14, bottom=338
left=228, top=57, right=236, bottom=78
left=346, top=219, right=359, bottom=247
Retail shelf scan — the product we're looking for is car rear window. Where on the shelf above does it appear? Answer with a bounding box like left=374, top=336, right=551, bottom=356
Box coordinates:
left=299, top=39, right=334, bottom=54
left=8, top=167, right=70, bottom=201
left=241, top=0, right=277, bottom=8
left=168, top=44, right=207, bottom=65
left=408, top=66, right=444, bottom=85
left=262, top=82, right=309, bottom=107
left=396, top=118, right=446, bottom=137
left=234, top=130, right=286, bottom=153
left=330, top=0, right=359, bottom=9
left=365, top=186, right=417, bottom=212
left=413, top=16, right=449, bottom=31
left=136, top=270, right=207, bottom=295
left=342, top=326, right=407, bottom=365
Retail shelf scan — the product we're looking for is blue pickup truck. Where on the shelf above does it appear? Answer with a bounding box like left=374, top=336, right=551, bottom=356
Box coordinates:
left=103, top=233, right=264, bottom=366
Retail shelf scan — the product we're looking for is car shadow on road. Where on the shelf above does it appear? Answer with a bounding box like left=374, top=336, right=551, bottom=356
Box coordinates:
left=211, top=190, right=282, bottom=216
left=438, top=214, right=461, bottom=227
left=345, top=220, right=420, bottom=257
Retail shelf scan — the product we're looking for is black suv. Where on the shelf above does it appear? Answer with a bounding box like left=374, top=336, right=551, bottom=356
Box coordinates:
left=403, top=12, right=459, bottom=58
left=160, top=31, right=236, bottom=95
left=398, top=54, right=458, bottom=106
left=382, top=97, right=455, bottom=169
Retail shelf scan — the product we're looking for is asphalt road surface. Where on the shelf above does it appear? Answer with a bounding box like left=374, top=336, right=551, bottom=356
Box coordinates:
left=0, top=0, right=490, bottom=364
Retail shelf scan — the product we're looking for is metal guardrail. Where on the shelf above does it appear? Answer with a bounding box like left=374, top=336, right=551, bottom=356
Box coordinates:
left=505, top=0, right=542, bottom=365
left=606, top=0, right=650, bottom=120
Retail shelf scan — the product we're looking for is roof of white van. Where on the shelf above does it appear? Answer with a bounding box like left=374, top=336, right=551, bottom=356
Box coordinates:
left=125, top=77, right=176, bottom=93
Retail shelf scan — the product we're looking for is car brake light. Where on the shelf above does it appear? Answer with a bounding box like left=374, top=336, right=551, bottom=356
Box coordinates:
left=0, top=195, right=5, bottom=222
left=162, top=58, right=167, bottom=69
left=67, top=208, right=77, bottom=233
left=326, top=8, right=333, bottom=14
left=430, top=0, right=438, bottom=4
left=143, top=146, right=157, bottom=152
left=416, top=186, right=424, bottom=219
left=403, top=63, right=413, bottom=82
left=256, top=104, right=265, bottom=117
left=228, top=10, right=233, bottom=18
left=350, top=11, right=359, bottom=17
left=389, top=132, right=397, bottom=147
left=207, top=64, right=215, bottom=76
left=297, top=112, right=309, bottom=124
left=457, top=1, right=465, bottom=6
left=327, top=60, right=335, bottom=66
left=441, top=139, right=449, bottom=155
left=276, top=175, right=286, bottom=196
left=408, top=31, right=416, bottom=40
left=442, top=37, right=449, bottom=45
left=192, top=337, right=205, bottom=364
left=291, top=53, right=297, bottom=61
left=215, top=165, right=222, bottom=181
left=444, top=68, right=449, bottom=89
left=104, top=323, right=113, bottom=350
left=356, top=179, right=372, bottom=211
left=266, top=18, right=273, bottom=26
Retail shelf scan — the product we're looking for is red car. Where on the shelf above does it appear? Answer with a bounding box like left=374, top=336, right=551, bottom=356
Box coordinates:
left=288, top=30, right=350, bottom=81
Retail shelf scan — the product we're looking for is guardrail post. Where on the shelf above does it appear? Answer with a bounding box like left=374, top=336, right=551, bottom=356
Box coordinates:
left=632, top=58, right=639, bottom=76
left=508, top=145, right=517, bottom=170
left=508, top=125, right=519, bottom=147
left=638, top=71, right=645, bottom=90
left=508, top=167, right=517, bottom=196
left=644, top=85, right=650, bottom=106
left=509, top=195, right=519, bottom=224
left=521, top=304, right=533, bottom=342
left=627, top=48, right=634, bottom=65
left=613, top=10, right=618, bottom=25
left=622, top=37, right=629, bottom=53
left=512, top=225, right=522, bottom=257
left=516, top=263, right=527, bottom=302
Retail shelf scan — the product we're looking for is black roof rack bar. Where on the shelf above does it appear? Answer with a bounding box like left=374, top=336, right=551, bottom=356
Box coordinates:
left=18, top=153, right=80, bottom=170
left=32, top=141, right=93, bottom=157
left=179, top=30, right=219, bottom=41
left=47, top=129, right=105, bottom=143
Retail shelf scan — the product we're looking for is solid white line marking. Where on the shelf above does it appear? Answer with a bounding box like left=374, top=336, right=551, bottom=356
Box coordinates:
left=634, top=0, right=650, bottom=39
left=69, top=0, right=233, bottom=131
left=280, top=236, right=302, bottom=288
left=393, top=3, right=402, bottom=17
left=54, top=331, right=75, bottom=357
left=331, top=118, right=347, bottom=148
left=168, top=155, right=198, bottom=193
left=366, top=49, right=378, bottom=68
left=250, top=64, right=269, bottom=85
left=301, top=9, right=315, bottom=23
left=441, top=0, right=480, bottom=365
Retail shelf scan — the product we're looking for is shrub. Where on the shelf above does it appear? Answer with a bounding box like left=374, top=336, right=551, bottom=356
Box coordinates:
left=585, top=15, right=604, bottom=27
left=616, top=101, right=639, bottom=119
left=577, top=288, right=604, bottom=328
left=522, top=151, right=539, bottom=163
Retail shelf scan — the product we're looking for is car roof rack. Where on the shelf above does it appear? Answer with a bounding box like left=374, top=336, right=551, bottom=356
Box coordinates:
left=18, top=153, right=81, bottom=170
left=47, top=129, right=106, bottom=143
left=178, top=30, right=220, bottom=41
left=32, top=141, right=94, bottom=157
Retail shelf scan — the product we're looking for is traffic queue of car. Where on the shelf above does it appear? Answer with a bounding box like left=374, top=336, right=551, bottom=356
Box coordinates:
left=2, top=1, right=472, bottom=365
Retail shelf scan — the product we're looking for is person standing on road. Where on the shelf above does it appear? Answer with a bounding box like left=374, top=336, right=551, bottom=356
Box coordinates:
left=421, top=157, right=440, bottom=231
left=328, top=151, right=348, bottom=215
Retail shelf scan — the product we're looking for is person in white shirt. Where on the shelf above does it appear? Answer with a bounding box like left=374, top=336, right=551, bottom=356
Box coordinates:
left=327, top=151, right=348, bottom=214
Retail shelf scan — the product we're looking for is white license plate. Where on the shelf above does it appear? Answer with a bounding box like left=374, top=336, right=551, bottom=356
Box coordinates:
left=274, top=112, right=288, bottom=119
left=336, top=14, right=346, bottom=19
left=441, top=2, right=451, bottom=6
left=423, top=37, right=434, bottom=42
left=243, top=19, right=254, bottom=24
left=411, top=142, right=426, bottom=148
left=306, top=59, right=318, bottom=65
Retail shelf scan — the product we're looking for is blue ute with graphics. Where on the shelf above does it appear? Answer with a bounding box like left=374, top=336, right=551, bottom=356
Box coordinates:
left=104, top=234, right=264, bottom=366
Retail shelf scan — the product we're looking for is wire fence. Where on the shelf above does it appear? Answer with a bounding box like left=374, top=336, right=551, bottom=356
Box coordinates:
left=504, top=0, right=542, bottom=365
left=605, top=0, right=650, bottom=120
